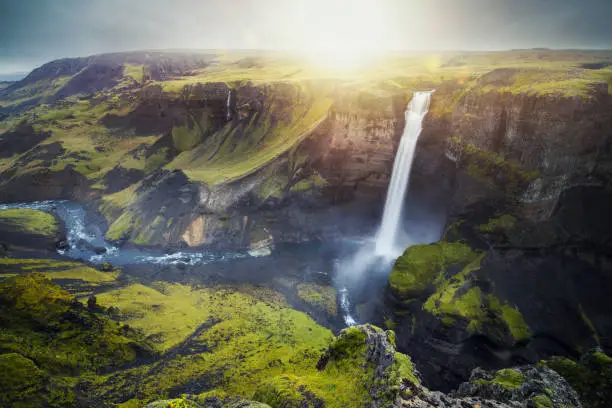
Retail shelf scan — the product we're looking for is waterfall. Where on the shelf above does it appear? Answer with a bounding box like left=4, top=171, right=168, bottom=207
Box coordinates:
left=226, top=90, right=232, bottom=120
left=375, top=91, right=432, bottom=258
left=335, top=91, right=433, bottom=326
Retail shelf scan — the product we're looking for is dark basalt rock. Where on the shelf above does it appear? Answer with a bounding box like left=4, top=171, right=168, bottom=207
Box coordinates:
left=454, top=366, right=581, bottom=407
left=102, top=166, right=145, bottom=194
left=55, top=239, right=69, bottom=251
left=0, top=124, right=51, bottom=158
left=93, top=246, right=107, bottom=255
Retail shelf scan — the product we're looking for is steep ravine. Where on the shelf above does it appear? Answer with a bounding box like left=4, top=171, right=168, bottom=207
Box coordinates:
left=2, top=58, right=612, bottom=403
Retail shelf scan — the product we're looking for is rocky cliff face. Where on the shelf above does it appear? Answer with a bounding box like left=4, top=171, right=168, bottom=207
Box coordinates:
left=80, top=80, right=412, bottom=249
left=383, top=73, right=612, bottom=392
left=308, top=90, right=409, bottom=203
left=144, top=324, right=584, bottom=408
left=449, top=87, right=612, bottom=220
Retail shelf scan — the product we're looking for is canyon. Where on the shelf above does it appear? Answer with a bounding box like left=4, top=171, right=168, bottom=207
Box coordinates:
left=0, top=50, right=611, bottom=407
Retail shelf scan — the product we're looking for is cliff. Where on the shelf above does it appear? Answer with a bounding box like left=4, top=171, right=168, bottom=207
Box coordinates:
left=382, top=68, right=612, bottom=391
left=0, top=54, right=417, bottom=249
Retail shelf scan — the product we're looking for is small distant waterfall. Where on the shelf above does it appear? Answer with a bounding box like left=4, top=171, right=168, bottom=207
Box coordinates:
left=226, top=90, right=232, bottom=120
left=375, top=91, right=432, bottom=258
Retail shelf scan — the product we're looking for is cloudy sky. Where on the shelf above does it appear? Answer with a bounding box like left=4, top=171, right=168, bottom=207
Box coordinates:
left=1, top=0, right=611, bottom=79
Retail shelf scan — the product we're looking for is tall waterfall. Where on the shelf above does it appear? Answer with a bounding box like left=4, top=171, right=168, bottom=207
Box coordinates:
left=375, top=91, right=432, bottom=257
left=226, top=90, right=232, bottom=120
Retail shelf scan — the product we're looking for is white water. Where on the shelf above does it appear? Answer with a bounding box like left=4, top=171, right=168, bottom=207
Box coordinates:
left=375, top=91, right=432, bottom=258
left=0, top=200, right=254, bottom=266
left=226, top=90, right=232, bottom=120
left=339, top=287, right=357, bottom=326
left=336, top=91, right=433, bottom=325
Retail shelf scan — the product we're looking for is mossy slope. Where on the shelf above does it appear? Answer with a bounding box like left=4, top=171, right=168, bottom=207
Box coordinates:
left=0, top=272, right=154, bottom=407
left=0, top=208, right=61, bottom=238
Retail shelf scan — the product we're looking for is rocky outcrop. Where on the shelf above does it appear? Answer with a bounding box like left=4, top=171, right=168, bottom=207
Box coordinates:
left=403, top=365, right=581, bottom=408
left=453, top=366, right=581, bottom=407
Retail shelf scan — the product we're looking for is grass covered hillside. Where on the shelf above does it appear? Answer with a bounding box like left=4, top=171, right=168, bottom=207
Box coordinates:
left=1, top=50, right=610, bottom=193
left=0, top=258, right=418, bottom=407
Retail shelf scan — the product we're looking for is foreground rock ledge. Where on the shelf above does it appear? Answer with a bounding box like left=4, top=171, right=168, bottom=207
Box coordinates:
left=146, top=324, right=582, bottom=408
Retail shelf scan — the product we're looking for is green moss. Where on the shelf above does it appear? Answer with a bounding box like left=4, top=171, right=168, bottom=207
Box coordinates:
left=0, top=258, right=81, bottom=270
left=0, top=208, right=61, bottom=237
left=424, top=254, right=531, bottom=341
left=423, top=254, right=484, bottom=317
left=481, top=68, right=601, bottom=98
left=578, top=304, right=600, bottom=344
left=492, top=368, right=525, bottom=390
left=500, top=304, right=532, bottom=341
left=451, top=137, right=539, bottom=195
left=253, top=375, right=324, bottom=408
left=0, top=274, right=151, bottom=373
left=145, top=399, right=202, bottom=408
left=475, top=368, right=525, bottom=390
left=0, top=353, right=45, bottom=405
left=99, top=182, right=141, bottom=222
left=441, top=287, right=484, bottom=332
left=172, top=124, right=202, bottom=152
left=123, top=64, right=145, bottom=85
left=325, top=326, right=368, bottom=359
left=384, top=318, right=397, bottom=330
left=531, top=395, right=554, bottom=408
left=166, top=84, right=332, bottom=185
left=544, top=351, right=612, bottom=408
left=386, top=330, right=397, bottom=347
left=391, top=352, right=419, bottom=386
left=428, top=88, right=466, bottom=119
left=478, top=214, right=517, bottom=233
left=0, top=273, right=154, bottom=407
left=132, top=215, right=165, bottom=245
left=296, top=283, right=337, bottom=316
left=225, top=401, right=271, bottom=408
left=0, top=258, right=423, bottom=407
left=388, top=241, right=479, bottom=300
left=94, top=282, right=380, bottom=407
left=106, top=210, right=139, bottom=241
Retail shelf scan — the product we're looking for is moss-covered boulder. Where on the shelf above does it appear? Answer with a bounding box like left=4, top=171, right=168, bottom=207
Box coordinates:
left=544, top=350, right=612, bottom=408
left=388, top=241, right=479, bottom=302
left=423, top=254, right=531, bottom=343
left=145, top=398, right=203, bottom=408
left=316, top=324, right=419, bottom=406
left=296, top=283, right=337, bottom=316
left=454, top=365, right=581, bottom=408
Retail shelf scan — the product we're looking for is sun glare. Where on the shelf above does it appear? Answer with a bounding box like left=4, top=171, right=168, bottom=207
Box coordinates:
left=290, top=0, right=393, bottom=71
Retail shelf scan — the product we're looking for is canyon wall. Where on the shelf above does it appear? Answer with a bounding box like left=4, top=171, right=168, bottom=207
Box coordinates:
left=380, top=74, right=612, bottom=391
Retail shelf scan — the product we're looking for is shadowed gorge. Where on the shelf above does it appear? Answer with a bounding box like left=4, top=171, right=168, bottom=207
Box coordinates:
left=1, top=9, right=612, bottom=405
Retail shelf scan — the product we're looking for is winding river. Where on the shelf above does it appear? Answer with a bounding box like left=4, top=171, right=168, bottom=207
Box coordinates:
left=0, top=200, right=254, bottom=266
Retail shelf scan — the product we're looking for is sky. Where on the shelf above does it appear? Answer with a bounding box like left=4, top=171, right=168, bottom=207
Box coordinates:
left=1, top=0, right=612, bottom=79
